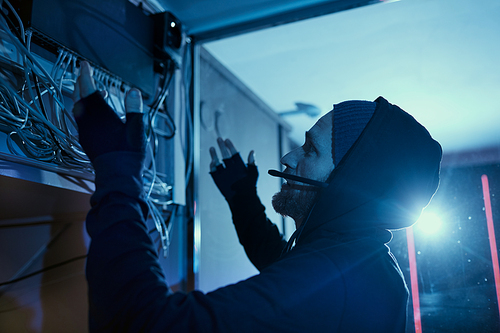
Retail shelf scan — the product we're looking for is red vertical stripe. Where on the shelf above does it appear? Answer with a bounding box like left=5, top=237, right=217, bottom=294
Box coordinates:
left=407, top=226, right=422, bottom=333
left=481, top=174, right=500, bottom=319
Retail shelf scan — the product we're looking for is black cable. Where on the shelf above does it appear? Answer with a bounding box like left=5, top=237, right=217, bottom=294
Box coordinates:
left=33, top=74, right=49, bottom=119
left=0, top=221, right=53, bottom=228
left=144, top=62, right=176, bottom=174
left=150, top=60, right=175, bottom=112
left=0, top=254, right=88, bottom=287
left=0, top=4, right=25, bottom=46
left=149, top=61, right=176, bottom=140
left=156, top=106, right=176, bottom=140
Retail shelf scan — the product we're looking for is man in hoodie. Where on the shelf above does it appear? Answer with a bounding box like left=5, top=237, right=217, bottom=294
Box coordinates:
left=75, top=61, right=442, bottom=332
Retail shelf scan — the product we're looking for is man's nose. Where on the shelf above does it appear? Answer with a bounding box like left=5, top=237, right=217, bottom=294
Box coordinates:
left=280, top=148, right=300, bottom=169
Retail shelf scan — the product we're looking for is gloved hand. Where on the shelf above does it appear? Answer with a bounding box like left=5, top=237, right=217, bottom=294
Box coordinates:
left=209, top=138, right=258, bottom=202
left=72, top=61, right=146, bottom=163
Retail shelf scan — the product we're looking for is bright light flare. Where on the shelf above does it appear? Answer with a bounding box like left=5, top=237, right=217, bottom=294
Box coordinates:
left=416, top=211, right=442, bottom=234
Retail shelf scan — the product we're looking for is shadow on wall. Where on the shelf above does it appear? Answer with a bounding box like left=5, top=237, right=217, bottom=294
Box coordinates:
left=0, top=292, right=37, bottom=332
left=40, top=220, right=89, bottom=332
left=0, top=219, right=89, bottom=332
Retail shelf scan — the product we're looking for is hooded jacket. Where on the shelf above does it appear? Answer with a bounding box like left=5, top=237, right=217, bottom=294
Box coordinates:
left=85, top=97, right=441, bottom=332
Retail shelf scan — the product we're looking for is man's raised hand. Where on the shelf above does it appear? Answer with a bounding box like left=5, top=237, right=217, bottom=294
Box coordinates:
left=72, top=61, right=146, bottom=163
left=209, top=138, right=257, bottom=202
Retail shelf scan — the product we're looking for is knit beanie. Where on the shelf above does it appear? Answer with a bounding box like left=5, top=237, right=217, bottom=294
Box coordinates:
left=333, top=100, right=376, bottom=165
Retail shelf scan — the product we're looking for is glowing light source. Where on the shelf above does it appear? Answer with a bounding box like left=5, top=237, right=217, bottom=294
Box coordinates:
left=416, top=211, right=442, bottom=234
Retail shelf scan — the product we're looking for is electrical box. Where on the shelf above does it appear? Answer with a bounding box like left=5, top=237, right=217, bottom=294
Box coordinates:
left=12, top=0, right=156, bottom=97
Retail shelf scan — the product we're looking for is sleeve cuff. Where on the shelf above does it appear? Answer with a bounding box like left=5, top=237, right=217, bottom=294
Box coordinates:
left=86, top=151, right=148, bottom=238
left=91, top=151, right=145, bottom=201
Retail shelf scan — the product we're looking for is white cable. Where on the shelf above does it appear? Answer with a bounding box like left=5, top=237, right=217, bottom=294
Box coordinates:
left=0, top=5, right=176, bottom=254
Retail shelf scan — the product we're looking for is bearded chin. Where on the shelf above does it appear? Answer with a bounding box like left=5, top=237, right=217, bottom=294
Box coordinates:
left=271, top=187, right=320, bottom=222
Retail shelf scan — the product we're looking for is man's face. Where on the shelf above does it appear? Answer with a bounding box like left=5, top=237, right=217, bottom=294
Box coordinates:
left=272, top=111, right=335, bottom=227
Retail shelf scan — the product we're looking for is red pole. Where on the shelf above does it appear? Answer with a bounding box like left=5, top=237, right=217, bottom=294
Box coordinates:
left=481, top=174, right=500, bottom=320
left=406, top=226, right=422, bottom=333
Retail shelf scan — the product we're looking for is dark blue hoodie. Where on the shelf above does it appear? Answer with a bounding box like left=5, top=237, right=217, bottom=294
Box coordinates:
left=85, top=96, right=442, bottom=332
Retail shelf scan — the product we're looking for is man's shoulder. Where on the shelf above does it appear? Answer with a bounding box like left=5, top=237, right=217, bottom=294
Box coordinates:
left=296, top=235, right=395, bottom=274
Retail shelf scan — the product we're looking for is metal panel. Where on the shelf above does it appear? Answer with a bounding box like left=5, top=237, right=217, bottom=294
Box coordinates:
left=16, top=0, right=155, bottom=96
left=152, top=0, right=380, bottom=42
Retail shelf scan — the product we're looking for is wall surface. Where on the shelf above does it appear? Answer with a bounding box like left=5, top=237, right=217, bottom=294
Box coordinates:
left=197, top=47, right=293, bottom=292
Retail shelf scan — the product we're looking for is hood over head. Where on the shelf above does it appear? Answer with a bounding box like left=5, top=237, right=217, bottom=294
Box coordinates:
left=298, top=96, right=442, bottom=244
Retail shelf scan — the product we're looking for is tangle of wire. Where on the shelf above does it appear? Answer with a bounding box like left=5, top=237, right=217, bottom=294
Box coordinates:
left=0, top=0, right=177, bottom=257
left=143, top=61, right=177, bottom=257
left=0, top=3, right=91, bottom=170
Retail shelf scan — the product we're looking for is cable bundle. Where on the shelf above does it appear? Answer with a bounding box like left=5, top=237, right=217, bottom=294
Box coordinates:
left=0, top=0, right=182, bottom=257
left=0, top=19, right=91, bottom=170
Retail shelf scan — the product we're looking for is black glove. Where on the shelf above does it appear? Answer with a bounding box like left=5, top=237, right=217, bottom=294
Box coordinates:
left=210, top=153, right=258, bottom=202
left=73, top=91, right=146, bottom=163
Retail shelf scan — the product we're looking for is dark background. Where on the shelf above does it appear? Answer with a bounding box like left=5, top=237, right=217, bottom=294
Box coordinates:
left=391, top=163, right=500, bottom=332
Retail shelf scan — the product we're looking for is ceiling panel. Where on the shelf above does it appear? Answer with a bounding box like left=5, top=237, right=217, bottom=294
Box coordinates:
left=142, top=0, right=381, bottom=41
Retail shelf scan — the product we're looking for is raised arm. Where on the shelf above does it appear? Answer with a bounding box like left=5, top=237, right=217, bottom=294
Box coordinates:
left=73, top=63, right=347, bottom=333
left=209, top=139, right=287, bottom=270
